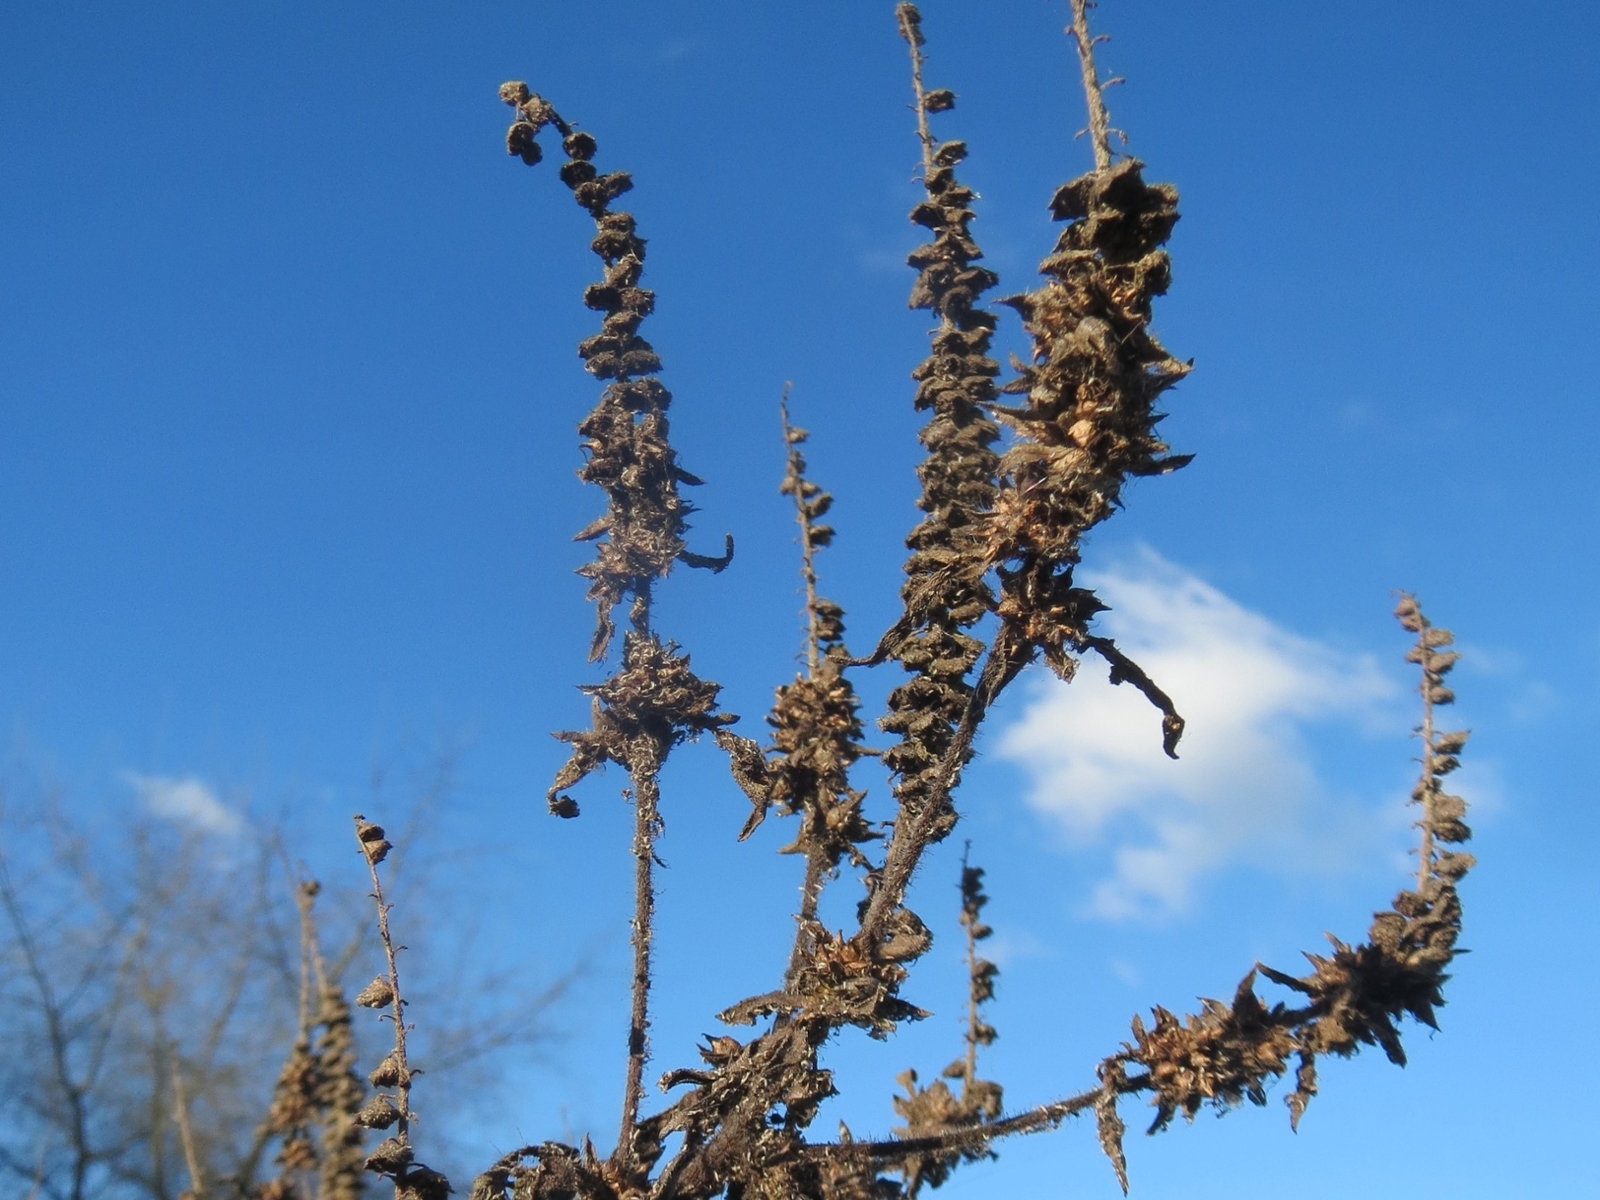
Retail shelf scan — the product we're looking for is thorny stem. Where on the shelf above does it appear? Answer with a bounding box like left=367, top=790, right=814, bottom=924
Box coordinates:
left=1067, top=0, right=1114, bottom=170
left=617, top=765, right=662, bottom=1172
left=780, top=388, right=822, bottom=679
left=355, top=818, right=412, bottom=1145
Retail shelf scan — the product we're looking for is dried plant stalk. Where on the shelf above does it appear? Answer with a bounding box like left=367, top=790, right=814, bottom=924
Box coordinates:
left=471, top=6, right=1476, bottom=1200
left=500, top=82, right=746, bottom=1185
left=352, top=817, right=450, bottom=1200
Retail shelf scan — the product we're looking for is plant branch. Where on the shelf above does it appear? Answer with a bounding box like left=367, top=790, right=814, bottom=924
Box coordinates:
left=616, top=763, right=663, bottom=1173
left=896, top=4, right=938, bottom=180
left=1067, top=0, right=1114, bottom=170
left=780, top=387, right=823, bottom=678
left=353, top=818, right=412, bottom=1144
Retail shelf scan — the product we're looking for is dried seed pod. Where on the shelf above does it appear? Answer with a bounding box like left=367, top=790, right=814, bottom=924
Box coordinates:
left=397, top=1165, right=453, bottom=1200
left=354, top=819, right=393, bottom=864
left=364, top=1137, right=414, bottom=1176
left=356, top=976, right=396, bottom=1009
left=368, top=1050, right=408, bottom=1089
left=355, top=1095, right=401, bottom=1130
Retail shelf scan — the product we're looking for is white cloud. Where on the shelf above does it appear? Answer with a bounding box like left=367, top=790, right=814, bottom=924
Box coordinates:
left=122, top=771, right=244, bottom=837
left=997, top=547, right=1396, bottom=921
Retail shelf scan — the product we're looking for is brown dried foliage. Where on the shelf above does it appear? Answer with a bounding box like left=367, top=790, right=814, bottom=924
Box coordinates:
left=440, top=4, right=1480, bottom=1199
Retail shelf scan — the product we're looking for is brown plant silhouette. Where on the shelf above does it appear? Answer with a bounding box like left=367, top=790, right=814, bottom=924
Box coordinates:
left=344, top=4, right=1482, bottom=1199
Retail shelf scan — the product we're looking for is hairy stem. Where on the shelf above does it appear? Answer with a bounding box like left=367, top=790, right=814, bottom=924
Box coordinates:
left=1414, top=637, right=1438, bottom=892
left=355, top=820, right=412, bottom=1144
left=897, top=5, right=939, bottom=179
left=617, top=764, right=662, bottom=1170
left=1067, top=0, right=1114, bottom=170
left=780, top=389, right=822, bottom=678
left=783, top=853, right=827, bottom=991
left=861, top=639, right=1021, bottom=943
left=812, top=1076, right=1153, bottom=1164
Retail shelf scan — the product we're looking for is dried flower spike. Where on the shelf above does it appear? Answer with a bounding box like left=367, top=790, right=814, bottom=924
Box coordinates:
left=351, top=815, right=451, bottom=1196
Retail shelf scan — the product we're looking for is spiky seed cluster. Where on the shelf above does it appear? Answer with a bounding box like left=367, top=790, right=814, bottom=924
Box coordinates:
left=986, top=156, right=1192, bottom=750
left=549, top=633, right=735, bottom=818
left=501, top=82, right=729, bottom=663
left=1080, top=595, right=1473, bottom=1188
left=878, top=4, right=1002, bottom=834
left=748, top=663, right=875, bottom=866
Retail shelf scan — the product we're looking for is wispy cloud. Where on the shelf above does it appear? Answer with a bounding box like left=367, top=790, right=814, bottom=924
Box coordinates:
left=997, top=547, right=1397, bottom=921
left=122, top=771, right=243, bottom=836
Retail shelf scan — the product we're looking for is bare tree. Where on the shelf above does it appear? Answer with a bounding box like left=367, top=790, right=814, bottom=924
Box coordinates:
left=0, top=766, right=575, bottom=1200
left=0, top=798, right=300, bottom=1200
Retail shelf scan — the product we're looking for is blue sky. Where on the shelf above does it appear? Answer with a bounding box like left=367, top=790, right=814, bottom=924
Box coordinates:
left=2, top=0, right=1597, bottom=1195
